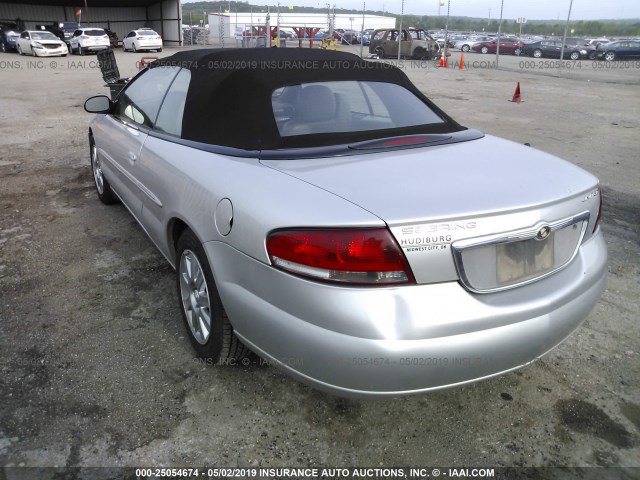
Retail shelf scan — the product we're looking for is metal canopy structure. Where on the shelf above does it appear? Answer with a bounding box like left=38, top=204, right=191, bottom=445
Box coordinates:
left=0, top=0, right=182, bottom=45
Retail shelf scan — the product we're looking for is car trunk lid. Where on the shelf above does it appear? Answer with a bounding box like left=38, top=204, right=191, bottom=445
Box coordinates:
left=261, top=134, right=600, bottom=288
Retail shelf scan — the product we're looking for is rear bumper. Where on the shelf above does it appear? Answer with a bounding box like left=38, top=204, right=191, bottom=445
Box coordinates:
left=138, top=43, right=162, bottom=49
left=205, top=231, right=607, bottom=397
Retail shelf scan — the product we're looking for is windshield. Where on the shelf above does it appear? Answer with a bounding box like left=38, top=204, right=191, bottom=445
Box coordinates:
left=32, top=32, right=59, bottom=40
left=272, top=81, right=445, bottom=138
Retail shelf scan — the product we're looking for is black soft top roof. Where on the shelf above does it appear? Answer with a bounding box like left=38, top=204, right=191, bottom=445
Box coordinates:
left=151, top=48, right=463, bottom=151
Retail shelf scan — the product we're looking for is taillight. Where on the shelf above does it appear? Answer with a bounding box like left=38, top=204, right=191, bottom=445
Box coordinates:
left=137, top=36, right=144, bottom=40
left=80, top=35, right=88, bottom=39
left=593, top=187, right=603, bottom=233
left=266, top=228, right=415, bottom=285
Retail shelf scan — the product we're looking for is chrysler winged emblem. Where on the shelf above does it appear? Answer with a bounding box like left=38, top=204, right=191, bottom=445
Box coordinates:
left=536, top=226, right=551, bottom=240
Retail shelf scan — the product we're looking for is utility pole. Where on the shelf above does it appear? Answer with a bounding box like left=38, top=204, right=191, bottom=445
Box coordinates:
left=495, top=0, right=504, bottom=68
left=359, top=2, right=365, bottom=57
left=397, top=0, right=404, bottom=62
left=443, top=0, right=450, bottom=65
left=560, top=0, right=574, bottom=60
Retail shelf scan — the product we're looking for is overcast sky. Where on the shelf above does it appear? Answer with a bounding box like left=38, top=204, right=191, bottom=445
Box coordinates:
left=185, top=0, right=640, bottom=21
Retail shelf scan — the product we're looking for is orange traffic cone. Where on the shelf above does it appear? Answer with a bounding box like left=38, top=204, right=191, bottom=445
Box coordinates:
left=439, top=51, right=446, bottom=67
left=509, top=82, right=523, bottom=103
left=459, top=52, right=465, bottom=70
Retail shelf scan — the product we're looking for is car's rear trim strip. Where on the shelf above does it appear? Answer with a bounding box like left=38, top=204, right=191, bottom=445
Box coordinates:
left=147, top=128, right=484, bottom=161
left=259, top=129, right=484, bottom=160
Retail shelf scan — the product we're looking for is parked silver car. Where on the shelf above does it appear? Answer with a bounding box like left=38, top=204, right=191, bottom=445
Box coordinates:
left=84, top=49, right=607, bottom=397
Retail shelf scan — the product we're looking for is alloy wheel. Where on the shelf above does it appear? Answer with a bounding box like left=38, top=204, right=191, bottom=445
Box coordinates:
left=91, top=144, right=104, bottom=194
left=179, top=249, right=212, bottom=345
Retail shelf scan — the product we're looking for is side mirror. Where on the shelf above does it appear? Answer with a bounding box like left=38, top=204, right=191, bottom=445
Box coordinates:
left=84, top=95, right=112, bottom=114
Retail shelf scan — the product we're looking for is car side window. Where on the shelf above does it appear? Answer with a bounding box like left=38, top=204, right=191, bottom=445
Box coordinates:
left=115, top=66, right=180, bottom=129
left=21, top=32, right=28, bottom=39
left=155, top=68, right=191, bottom=137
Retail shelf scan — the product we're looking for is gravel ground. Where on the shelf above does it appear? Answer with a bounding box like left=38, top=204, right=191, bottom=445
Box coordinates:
left=0, top=47, right=638, bottom=475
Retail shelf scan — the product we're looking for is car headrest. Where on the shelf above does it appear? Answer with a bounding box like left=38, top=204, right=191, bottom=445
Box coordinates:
left=298, top=85, right=336, bottom=122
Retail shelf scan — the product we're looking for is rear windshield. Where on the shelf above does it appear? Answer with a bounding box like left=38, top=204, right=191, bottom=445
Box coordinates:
left=272, top=81, right=445, bottom=138
left=84, top=30, right=106, bottom=36
left=138, top=31, right=158, bottom=36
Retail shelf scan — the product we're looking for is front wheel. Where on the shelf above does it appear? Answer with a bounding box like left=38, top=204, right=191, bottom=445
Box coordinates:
left=17, top=44, right=23, bottom=55
left=604, top=51, right=615, bottom=61
left=132, top=43, right=137, bottom=53
left=533, top=49, right=542, bottom=58
left=480, top=46, right=489, bottom=54
left=176, top=229, right=249, bottom=362
left=570, top=51, right=580, bottom=60
left=374, top=46, right=385, bottom=58
left=412, top=47, right=429, bottom=60
left=461, top=44, right=470, bottom=52
left=90, top=136, right=118, bottom=204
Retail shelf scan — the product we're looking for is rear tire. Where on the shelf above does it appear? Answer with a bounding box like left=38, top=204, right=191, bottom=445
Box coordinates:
left=461, top=44, right=470, bottom=52
left=374, top=46, right=385, bottom=58
left=570, top=51, right=580, bottom=60
left=176, top=229, right=250, bottom=363
left=90, top=136, right=118, bottom=205
left=533, top=49, right=542, bottom=58
left=604, top=51, right=615, bottom=62
left=132, top=44, right=137, bottom=53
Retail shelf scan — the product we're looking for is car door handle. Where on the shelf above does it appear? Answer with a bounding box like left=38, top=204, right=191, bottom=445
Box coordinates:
left=128, top=152, right=137, bottom=162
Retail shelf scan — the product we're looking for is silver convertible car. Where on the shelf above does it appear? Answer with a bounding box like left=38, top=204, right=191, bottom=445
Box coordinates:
left=84, top=49, right=607, bottom=397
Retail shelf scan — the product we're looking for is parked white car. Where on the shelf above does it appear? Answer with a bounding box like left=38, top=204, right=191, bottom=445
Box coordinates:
left=123, top=28, right=162, bottom=52
left=69, top=28, right=110, bottom=55
left=16, top=30, right=68, bottom=57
